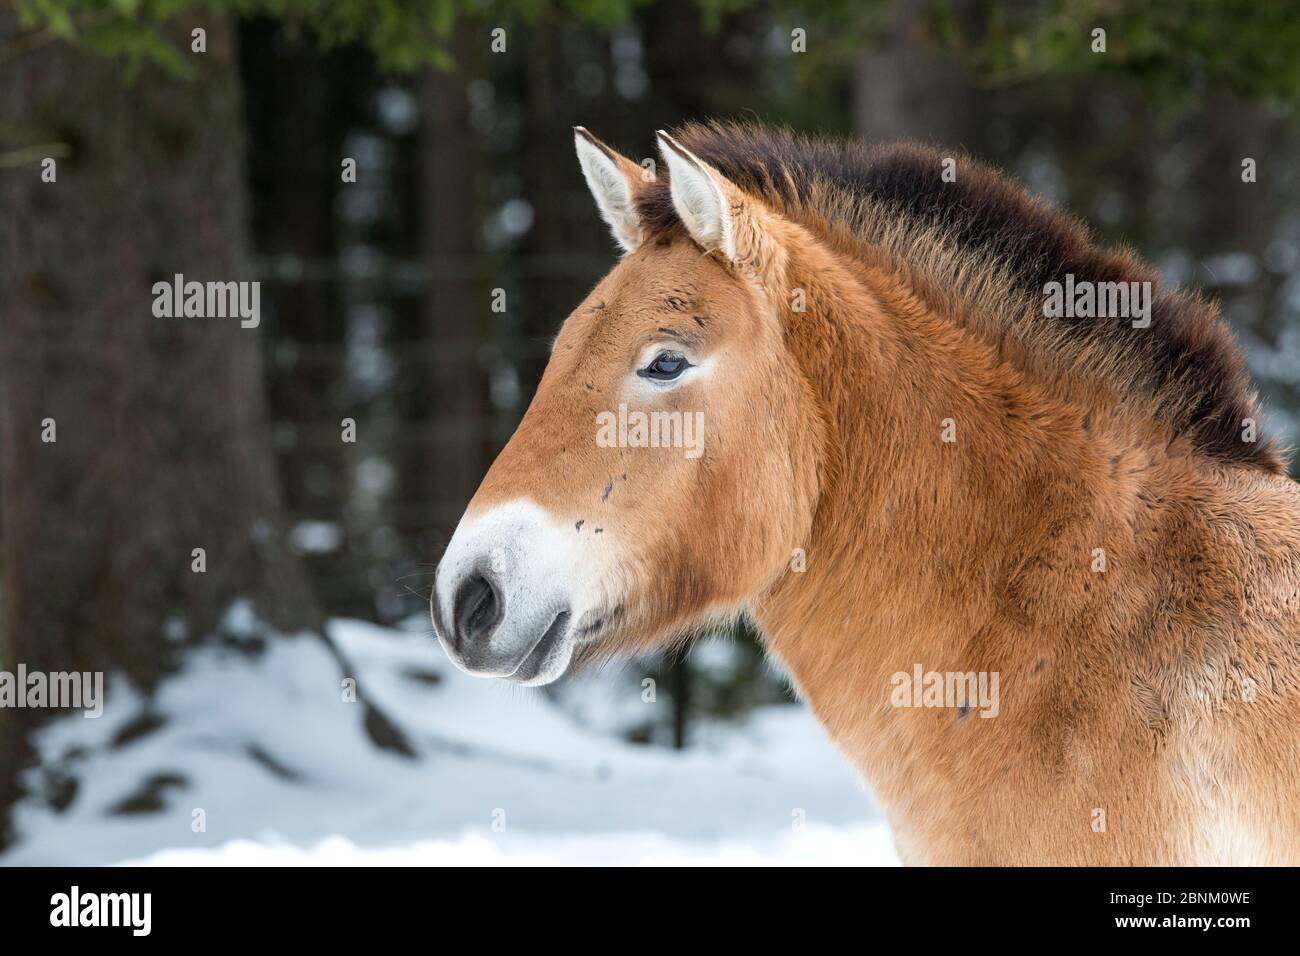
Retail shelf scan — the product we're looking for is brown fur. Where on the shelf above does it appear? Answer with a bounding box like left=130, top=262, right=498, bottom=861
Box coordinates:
left=458, top=122, right=1300, bottom=864
left=636, top=122, right=1284, bottom=476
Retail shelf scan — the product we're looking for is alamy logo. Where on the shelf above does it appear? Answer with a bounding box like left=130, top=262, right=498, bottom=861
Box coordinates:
left=0, top=666, right=103, bottom=717
left=1043, top=273, right=1151, bottom=328
left=152, top=273, right=261, bottom=328
left=890, top=663, right=1000, bottom=718
left=596, top=404, right=704, bottom=459
left=50, top=886, right=151, bottom=936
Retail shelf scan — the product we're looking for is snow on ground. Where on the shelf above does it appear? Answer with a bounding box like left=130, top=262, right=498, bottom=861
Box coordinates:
left=2, top=617, right=897, bottom=866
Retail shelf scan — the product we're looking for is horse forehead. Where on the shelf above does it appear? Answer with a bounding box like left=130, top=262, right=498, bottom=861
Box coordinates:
left=563, top=250, right=705, bottom=339
left=638, top=248, right=736, bottom=315
left=617, top=239, right=721, bottom=298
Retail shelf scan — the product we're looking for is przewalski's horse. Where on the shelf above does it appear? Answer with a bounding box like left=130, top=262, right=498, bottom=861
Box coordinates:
left=432, top=122, right=1300, bottom=865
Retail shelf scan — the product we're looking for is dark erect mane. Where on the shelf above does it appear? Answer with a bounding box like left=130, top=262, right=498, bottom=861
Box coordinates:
left=635, top=120, right=1284, bottom=475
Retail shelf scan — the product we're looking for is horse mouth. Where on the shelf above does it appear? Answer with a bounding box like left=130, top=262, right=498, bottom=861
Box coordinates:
left=506, top=609, right=572, bottom=683
left=573, top=604, right=623, bottom=643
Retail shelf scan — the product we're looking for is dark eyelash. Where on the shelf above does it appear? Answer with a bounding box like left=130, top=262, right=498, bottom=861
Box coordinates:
left=637, top=350, right=692, bottom=381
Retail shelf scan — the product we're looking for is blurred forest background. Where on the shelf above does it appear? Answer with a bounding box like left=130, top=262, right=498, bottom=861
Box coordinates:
left=2, top=0, right=1299, bottom=852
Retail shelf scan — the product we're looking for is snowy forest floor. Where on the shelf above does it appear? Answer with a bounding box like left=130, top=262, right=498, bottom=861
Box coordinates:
left=2, top=618, right=897, bottom=865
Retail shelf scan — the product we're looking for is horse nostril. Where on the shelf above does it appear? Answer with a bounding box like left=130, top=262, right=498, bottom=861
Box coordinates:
left=453, top=571, right=503, bottom=648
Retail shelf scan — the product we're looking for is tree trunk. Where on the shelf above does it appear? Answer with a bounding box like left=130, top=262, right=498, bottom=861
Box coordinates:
left=853, top=0, right=980, bottom=146
left=415, top=25, right=493, bottom=536
left=0, top=12, right=320, bottom=842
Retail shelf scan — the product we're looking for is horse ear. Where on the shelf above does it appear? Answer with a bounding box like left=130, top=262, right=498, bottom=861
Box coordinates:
left=657, top=131, right=732, bottom=258
left=657, top=131, right=782, bottom=283
left=574, top=127, right=647, bottom=253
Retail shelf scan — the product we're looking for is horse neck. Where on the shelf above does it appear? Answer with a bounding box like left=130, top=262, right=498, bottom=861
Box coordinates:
left=755, top=237, right=1115, bottom=752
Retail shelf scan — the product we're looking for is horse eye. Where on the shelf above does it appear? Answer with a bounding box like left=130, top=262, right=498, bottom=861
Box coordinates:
left=639, top=351, right=691, bottom=381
